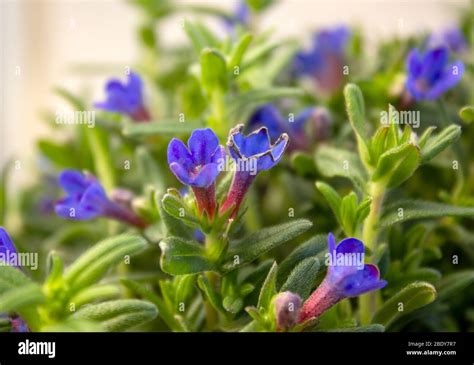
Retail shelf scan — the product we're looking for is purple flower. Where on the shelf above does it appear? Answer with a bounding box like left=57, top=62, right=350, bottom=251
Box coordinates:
left=167, top=128, right=226, bottom=219
left=299, top=233, right=387, bottom=322
left=0, top=229, right=29, bottom=332
left=274, top=291, right=302, bottom=330
left=0, top=227, right=20, bottom=268
left=428, top=28, right=467, bottom=53
left=55, top=170, right=147, bottom=228
left=94, top=72, right=150, bottom=122
left=293, top=26, right=350, bottom=94
left=406, top=47, right=464, bottom=101
left=220, top=125, right=289, bottom=216
left=223, top=0, right=250, bottom=32
left=248, top=105, right=332, bottom=151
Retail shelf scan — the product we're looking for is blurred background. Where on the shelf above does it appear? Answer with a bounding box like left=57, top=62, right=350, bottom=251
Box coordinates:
left=0, top=0, right=470, bottom=185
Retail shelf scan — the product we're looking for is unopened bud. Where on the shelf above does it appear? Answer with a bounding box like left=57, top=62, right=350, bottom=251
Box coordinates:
left=274, top=291, right=302, bottom=330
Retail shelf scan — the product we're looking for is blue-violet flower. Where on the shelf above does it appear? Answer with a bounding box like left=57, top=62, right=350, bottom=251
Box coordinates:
left=299, top=233, right=387, bottom=322
left=406, top=47, right=464, bottom=101
left=55, top=170, right=147, bottom=228
left=293, top=26, right=350, bottom=94
left=94, top=71, right=150, bottom=122
left=220, top=125, right=289, bottom=217
left=167, top=128, right=226, bottom=219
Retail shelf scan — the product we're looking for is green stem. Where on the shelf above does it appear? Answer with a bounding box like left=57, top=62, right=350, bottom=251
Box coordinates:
left=86, top=127, right=115, bottom=191
left=362, top=182, right=385, bottom=251
left=209, top=88, right=226, bottom=138
left=359, top=181, right=385, bottom=325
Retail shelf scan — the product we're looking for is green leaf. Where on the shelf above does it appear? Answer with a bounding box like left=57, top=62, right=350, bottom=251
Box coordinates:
left=0, top=264, right=33, bottom=293
left=315, top=182, right=342, bottom=224
left=121, top=279, right=184, bottom=332
left=64, top=234, right=147, bottom=293
left=257, top=261, right=278, bottom=310
left=69, top=285, right=121, bottom=308
left=157, top=192, right=193, bottom=240
left=228, top=33, right=253, bottom=70
left=161, top=193, right=199, bottom=229
left=174, top=275, right=197, bottom=304
left=379, top=200, right=474, bottom=227
left=344, top=83, right=370, bottom=165
left=436, top=270, right=474, bottom=302
left=280, top=256, right=321, bottom=300
left=372, top=282, right=437, bottom=327
left=159, top=237, right=216, bottom=275
left=38, top=140, right=77, bottom=168
left=123, top=121, right=202, bottom=137
left=223, top=219, right=312, bottom=271
left=326, top=324, right=385, bottom=332
left=184, top=21, right=219, bottom=53
left=200, top=48, right=228, bottom=93
left=223, top=296, right=244, bottom=314
left=459, top=106, right=474, bottom=123
left=197, top=275, right=224, bottom=313
left=315, top=146, right=368, bottom=192
left=292, top=152, right=318, bottom=176
left=135, top=147, right=165, bottom=192
left=371, top=143, right=420, bottom=188
left=421, top=125, right=462, bottom=163
left=72, top=299, right=158, bottom=332
left=344, top=83, right=367, bottom=139
left=0, top=284, right=44, bottom=313
left=277, top=234, right=327, bottom=285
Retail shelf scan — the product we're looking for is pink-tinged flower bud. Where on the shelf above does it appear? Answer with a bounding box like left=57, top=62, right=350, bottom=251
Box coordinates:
left=274, top=291, right=302, bottom=330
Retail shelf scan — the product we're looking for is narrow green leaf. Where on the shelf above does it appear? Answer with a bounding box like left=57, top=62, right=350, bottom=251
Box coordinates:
left=64, top=234, right=147, bottom=292
left=0, top=264, right=33, bottom=293
left=372, top=143, right=420, bottom=188
left=121, top=279, right=184, bottom=332
left=281, top=256, right=321, bottom=300
left=379, top=200, right=474, bottom=227
left=161, top=193, right=199, bottom=229
left=372, top=282, right=437, bottom=326
left=0, top=284, right=44, bottom=313
left=277, top=234, right=327, bottom=285
left=69, top=284, right=120, bottom=308
left=200, top=48, right=228, bottom=93
left=123, top=121, right=202, bottom=137
left=316, top=181, right=342, bottom=224
left=159, top=237, right=216, bottom=275
left=223, top=219, right=312, bottom=271
left=228, top=33, right=253, bottom=70
left=315, top=146, right=368, bottom=192
left=135, top=146, right=165, bottom=192
left=72, top=299, right=158, bottom=332
left=436, top=270, right=474, bottom=301
left=421, top=125, right=462, bottom=163
left=257, top=261, right=278, bottom=310
left=197, top=275, right=224, bottom=313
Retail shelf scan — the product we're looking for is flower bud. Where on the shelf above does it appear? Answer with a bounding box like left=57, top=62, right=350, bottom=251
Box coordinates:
left=274, top=291, right=302, bottom=330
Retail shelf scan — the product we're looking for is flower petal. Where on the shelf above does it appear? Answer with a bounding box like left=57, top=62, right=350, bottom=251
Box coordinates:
left=188, top=128, right=220, bottom=165
left=190, top=163, right=221, bottom=188
left=58, top=169, right=93, bottom=195
left=167, top=138, right=193, bottom=170
left=339, top=264, right=387, bottom=297
left=0, top=227, right=18, bottom=256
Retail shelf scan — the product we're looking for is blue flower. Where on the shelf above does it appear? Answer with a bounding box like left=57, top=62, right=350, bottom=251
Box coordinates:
left=220, top=125, right=288, bottom=216
left=248, top=104, right=332, bottom=151
left=94, top=72, right=150, bottom=122
left=223, top=0, right=250, bottom=32
left=0, top=227, right=20, bottom=268
left=428, top=28, right=467, bottom=53
left=168, top=128, right=226, bottom=218
left=55, top=170, right=146, bottom=228
left=293, top=26, right=350, bottom=93
left=168, top=129, right=226, bottom=189
left=406, top=47, right=464, bottom=101
left=299, top=233, right=386, bottom=322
